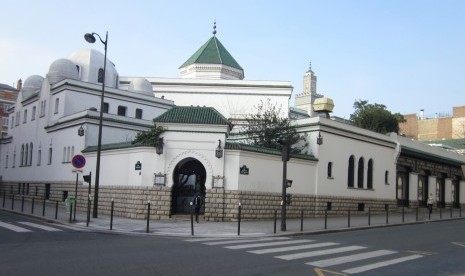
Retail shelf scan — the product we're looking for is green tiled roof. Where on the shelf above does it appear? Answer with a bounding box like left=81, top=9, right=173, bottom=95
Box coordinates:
left=154, top=106, right=229, bottom=125
left=82, top=142, right=142, bottom=153
left=179, top=36, right=243, bottom=70
left=225, top=142, right=317, bottom=161
left=424, top=138, right=465, bottom=150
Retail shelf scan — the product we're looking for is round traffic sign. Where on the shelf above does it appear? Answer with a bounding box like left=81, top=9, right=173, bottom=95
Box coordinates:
left=72, top=154, right=86, bottom=169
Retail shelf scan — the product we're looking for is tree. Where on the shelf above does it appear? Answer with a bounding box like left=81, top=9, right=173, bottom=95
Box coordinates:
left=240, top=99, right=308, bottom=153
left=350, top=100, right=405, bottom=134
left=132, top=121, right=165, bottom=146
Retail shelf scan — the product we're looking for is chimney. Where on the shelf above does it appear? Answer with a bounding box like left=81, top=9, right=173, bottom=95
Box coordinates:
left=16, top=79, right=22, bottom=91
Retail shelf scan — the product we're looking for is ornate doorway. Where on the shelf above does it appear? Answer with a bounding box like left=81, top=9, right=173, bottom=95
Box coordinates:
left=171, top=158, right=206, bottom=215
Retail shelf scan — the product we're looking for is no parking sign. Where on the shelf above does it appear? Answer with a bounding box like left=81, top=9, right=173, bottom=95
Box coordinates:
left=72, top=154, right=86, bottom=169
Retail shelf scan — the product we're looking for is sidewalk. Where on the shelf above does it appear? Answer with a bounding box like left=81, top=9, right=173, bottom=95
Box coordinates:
left=1, top=195, right=463, bottom=238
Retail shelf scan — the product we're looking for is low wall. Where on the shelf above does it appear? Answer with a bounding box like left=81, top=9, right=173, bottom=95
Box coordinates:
left=1, top=182, right=461, bottom=222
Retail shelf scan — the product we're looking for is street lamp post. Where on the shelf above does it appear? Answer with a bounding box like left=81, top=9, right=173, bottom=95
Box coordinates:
left=84, top=31, right=108, bottom=218
left=278, top=139, right=290, bottom=231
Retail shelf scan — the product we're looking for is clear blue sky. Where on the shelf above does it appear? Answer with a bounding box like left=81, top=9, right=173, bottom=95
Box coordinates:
left=1, top=0, right=464, bottom=118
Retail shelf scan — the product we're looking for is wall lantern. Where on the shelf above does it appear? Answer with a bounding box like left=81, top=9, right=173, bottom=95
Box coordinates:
left=317, top=132, right=323, bottom=145
left=156, top=137, right=164, bottom=155
left=215, top=139, right=223, bottom=159
left=78, top=125, right=85, bottom=136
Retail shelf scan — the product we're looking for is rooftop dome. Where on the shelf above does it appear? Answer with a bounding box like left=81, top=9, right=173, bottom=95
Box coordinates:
left=21, top=75, right=44, bottom=100
left=68, top=48, right=119, bottom=88
left=46, top=58, right=79, bottom=85
left=128, top=78, right=153, bottom=94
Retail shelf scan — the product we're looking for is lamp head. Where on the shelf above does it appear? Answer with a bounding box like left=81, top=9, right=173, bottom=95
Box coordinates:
left=84, top=33, right=96, bottom=43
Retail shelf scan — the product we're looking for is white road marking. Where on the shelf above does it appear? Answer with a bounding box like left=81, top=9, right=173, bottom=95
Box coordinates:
left=225, top=239, right=314, bottom=250
left=204, top=237, right=289, bottom=246
left=307, top=249, right=397, bottom=267
left=18, top=221, right=62, bottom=232
left=276, top=245, right=366, bottom=260
left=185, top=237, right=239, bottom=243
left=0, top=221, right=32, bottom=232
left=342, top=254, right=424, bottom=274
left=249, top=242, right=339, bottom=255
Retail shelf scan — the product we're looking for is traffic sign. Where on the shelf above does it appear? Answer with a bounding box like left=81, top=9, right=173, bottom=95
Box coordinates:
left=72, top=154, right=86, bottom=169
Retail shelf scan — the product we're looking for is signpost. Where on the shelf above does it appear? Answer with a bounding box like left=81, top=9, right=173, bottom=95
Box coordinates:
left=71, top=155, right=86, bottom=221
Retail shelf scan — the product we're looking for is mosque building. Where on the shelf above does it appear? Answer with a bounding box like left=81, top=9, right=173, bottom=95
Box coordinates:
left=1, top=25, right=464, bottom=221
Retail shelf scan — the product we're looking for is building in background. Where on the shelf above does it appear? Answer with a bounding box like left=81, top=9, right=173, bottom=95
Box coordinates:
left=0, top=82, right=19, bottom=137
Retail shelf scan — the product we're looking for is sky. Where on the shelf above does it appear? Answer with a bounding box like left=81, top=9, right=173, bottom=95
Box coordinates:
left=1, top=0, right=464, bottom=119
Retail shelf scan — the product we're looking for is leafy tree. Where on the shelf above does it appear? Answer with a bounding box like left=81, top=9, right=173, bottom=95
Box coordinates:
left=132, top=121, right=165, bottom=147
left=350, top=100, right=405, bottom=134
left=240, top=99, right=308, bottom=153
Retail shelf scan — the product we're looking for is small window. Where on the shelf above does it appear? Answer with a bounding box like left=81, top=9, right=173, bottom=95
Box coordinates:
left=327, top=162, right=333, bottom=178
left=326, top=202, right=332, bottom=211
left=348, top=155, right=355, bottom=188
left=2, top=118, right=8, bottom=127
left=23, top=109, right=27, bottom=123
left=28, top=143, right=33, bottom=166
left=135, top=108, right=143, bottom=119
left=54, top=98, right=59, bottom=114
left=117, top=106, right=127, bottom=116
left=32, top=106, right=36, bottom=120
left=367, top=159, right=373, bottom=189
left=358, top=203, right=365, bottom=212
left=76, top=65, right=80, bottom=77
left=15, top=111, right=20, bottom=126
left=98, top=68, right=104, bottom=83
left=10, top=116, right=14, bottom=128
left=48, top=147, right=52, bottom=165
left=103, top=102, right=109, bottom=113
left=5, top=154, right=9, bottom=168
left=37, top=149, right=42, bottom=166
left=385, top=171, right=389, bottom=185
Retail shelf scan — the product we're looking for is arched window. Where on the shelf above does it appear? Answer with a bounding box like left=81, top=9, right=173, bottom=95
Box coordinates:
left=48, top=147, right=53, bottom=165
left=25, top=144, right=29, bottom=166
left=358, top=157, right=364, bottom=188
left=67, top=146, right=71, bottom=162
left=348, top=156, right=355, bottom=188
left=327, top=162, right=333, bottom=178
left=37, top=148, right=42, bottom=166
left=63, top=147, right=66, bottom=162
left=29, top=143, right=33, bottom=166
left=98, top=68, right=104, bottom=83
left=20, top=145, right=24, bottom=166
left=367, top=159, right=373, bottom=189
left=385, top=171, right=389, bottom=184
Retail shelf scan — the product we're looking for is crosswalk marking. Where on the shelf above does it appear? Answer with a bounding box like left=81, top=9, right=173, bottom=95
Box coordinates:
left=248, top=242, right=339, bottom=255
left=276, top=245, right=366, bottom=261
left=225, top=239, right=314, bottom=250
left=342, top=254, right=423, bottom=274
left=203, top=237, right=289, bottom=246
left=185, top=237, right=235, bottom=243
left=0, top=221, right=32, bottom=232
left=18, top=221, right=62, bottom=232
left=307, top=250, right=397, bottom=267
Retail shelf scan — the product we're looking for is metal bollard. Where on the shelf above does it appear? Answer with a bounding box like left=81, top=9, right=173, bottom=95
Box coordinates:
left=73, top=200, right=77, bottom=222
left=402, top=207, right=405, bottom=223
left=42, top=199, right=46, bottom=217
left=348, top=209, right=351, bottom=228
left=190, top=204, right=194, bottom=236
left=300, top=209, right=304, bottom=232
left=273, top=210, right=277, bottom=234
left=55, top=201, right=58, bottom=219
left=2, top=192, right=5, bottom=208
left=21, top=196, right=25, bottom=212
left=146, top=201, right=151, bottom=233
left=11, top=195, right=14, bottom=210
left=237, top=203, right=242, bottom=236
left=69, top=203, right=73, bottom=223
left=440, top=208, right=442, bottom=219
left=31, top=197, right=35, bottom=214
left=368, top=208, right=371, bottom=226
left=416, top=207, right=418, bottom=221
left=86, top=196, right=91, bottom=227
left=110, top=199, right=114, bottom=230
left=386, top=206, right=389, bottom=224
left=324, top=210, right=328, bottom=229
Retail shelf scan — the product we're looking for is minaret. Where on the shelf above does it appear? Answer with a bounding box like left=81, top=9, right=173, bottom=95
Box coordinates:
left=295, top=62, right=323, bottom=117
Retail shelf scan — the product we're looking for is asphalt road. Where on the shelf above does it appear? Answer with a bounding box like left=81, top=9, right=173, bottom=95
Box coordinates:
left=1, top=210, right=464, bottom=276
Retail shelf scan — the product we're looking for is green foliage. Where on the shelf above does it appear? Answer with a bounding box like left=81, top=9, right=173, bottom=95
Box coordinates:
left=350, top=100, right=405, bottom=134
left=132, top=121, right=165, bottom=147
left=240, top=99, right=308, bottom=153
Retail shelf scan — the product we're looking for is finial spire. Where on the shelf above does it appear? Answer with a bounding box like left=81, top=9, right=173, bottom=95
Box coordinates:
left=309, top=61, right=312, bottom=71
left=213, top=20, right=217, bottom=36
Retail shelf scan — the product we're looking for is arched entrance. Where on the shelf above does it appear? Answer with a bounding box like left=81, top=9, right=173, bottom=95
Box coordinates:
left=171, top=158, right=206, bottom=215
